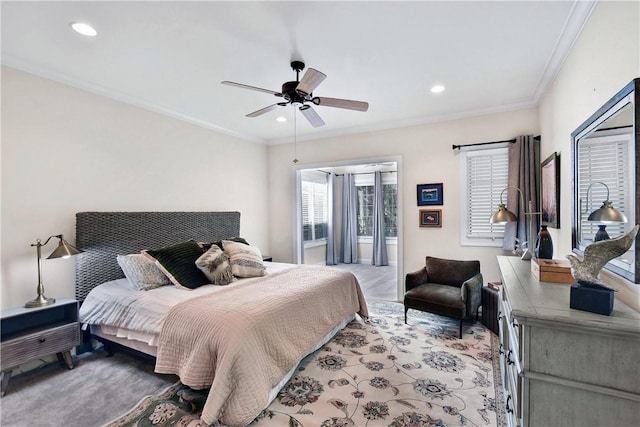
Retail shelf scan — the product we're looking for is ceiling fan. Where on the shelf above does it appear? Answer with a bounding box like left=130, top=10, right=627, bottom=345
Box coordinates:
left=221, top=60, right=368, bottom=128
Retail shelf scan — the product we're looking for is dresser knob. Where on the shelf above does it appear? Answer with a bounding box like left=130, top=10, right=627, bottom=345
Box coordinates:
left=38, top=337, right=46, bottom=343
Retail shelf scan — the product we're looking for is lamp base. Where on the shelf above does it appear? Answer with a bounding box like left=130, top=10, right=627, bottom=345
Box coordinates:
left=520, top=248, right=533, bottom=261
left=25, top=295, right=55, bottom=308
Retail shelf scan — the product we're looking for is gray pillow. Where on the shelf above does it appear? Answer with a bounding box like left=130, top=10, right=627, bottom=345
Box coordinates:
left=195, top=245, right=234, bottom=286
left=116, top=254, right=171, bottom=291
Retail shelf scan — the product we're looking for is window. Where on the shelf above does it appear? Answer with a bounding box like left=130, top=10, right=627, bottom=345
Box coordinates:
left=460, top=147, right=509, bottom=246
left=355, top=176, right=398, bottom=238
left=577, top=132, right=633, bottom=243
left=301, top=175, right=328, bottom=243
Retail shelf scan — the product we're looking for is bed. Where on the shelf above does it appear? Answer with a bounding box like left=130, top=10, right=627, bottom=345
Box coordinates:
left=75, top=211, right=368, bottom=426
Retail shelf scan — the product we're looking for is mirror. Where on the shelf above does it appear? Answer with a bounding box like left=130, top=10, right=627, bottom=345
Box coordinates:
left=571, top=78, right=639, bottom=283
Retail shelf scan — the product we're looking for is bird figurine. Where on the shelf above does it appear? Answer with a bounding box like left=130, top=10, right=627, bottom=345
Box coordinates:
left=566, top=224, right=639, bottom=288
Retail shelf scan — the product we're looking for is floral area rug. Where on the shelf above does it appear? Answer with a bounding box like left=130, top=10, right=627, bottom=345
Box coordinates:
left=103, top=301, right=505, bottom=427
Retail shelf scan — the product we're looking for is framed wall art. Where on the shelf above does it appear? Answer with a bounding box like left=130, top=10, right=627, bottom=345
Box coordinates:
left=417, top=183, right=443, bottom=206
left=419, top=209, right=442, bottom=227
left=541, top=152, right=560, bottom=228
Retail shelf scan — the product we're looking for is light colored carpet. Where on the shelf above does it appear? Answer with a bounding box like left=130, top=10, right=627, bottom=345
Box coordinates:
left=0, top=349, right=176, bottom=427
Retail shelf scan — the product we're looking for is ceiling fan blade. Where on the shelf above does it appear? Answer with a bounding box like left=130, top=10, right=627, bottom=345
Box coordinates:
left=296, top=68, right=327, bottom=96
left=246, top=104, right=279, bottom=117
left=312, top=97, right=369, bottom=112
left=222, top=81, right=281, bottom=97
left=299, top=105, right=325, bottom=128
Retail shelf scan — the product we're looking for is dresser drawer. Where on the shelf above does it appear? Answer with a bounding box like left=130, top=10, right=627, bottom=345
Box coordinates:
left=0, top=322, right=79, bottom=370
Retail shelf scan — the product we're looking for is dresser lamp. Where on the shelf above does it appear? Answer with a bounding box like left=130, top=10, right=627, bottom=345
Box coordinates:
left=26, top=234, right=83, bottom=308
left=583, top=181, right=627, bottom=241
left=489, top=186, right=542, bottom=260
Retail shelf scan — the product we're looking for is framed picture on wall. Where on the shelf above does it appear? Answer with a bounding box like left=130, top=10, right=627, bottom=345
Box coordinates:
left=417, top=183, right=443, bottom=206
left=541, top=152, right=560, bottom=228
left=419, top=209, right=442, bottom=227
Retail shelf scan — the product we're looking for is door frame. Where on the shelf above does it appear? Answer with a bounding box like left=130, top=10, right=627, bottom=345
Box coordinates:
left=293, top=155, right=403, bottom=301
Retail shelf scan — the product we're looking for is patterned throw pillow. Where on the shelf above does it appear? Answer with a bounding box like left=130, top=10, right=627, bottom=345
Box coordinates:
left=142, top=240, right=208, bottom=290
left=222, top=240, right=266, bottom=278
left=195, top=245, right=234, bottom=286
left=116, top=254, right=171, bottom=291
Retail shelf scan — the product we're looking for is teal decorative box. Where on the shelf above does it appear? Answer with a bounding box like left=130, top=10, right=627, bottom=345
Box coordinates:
left=569, top=283, right=614, bottom=315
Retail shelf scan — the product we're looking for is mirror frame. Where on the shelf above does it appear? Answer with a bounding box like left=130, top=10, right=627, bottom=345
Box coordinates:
left=571, top=78, right=640, bottom=284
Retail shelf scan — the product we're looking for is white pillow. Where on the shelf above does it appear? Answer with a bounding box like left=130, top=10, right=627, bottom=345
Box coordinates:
left=195, top=245, right=234, bottom=286
left=116, top=254, right=171, bottom=291
left=222, top=240, right=266, bottom=278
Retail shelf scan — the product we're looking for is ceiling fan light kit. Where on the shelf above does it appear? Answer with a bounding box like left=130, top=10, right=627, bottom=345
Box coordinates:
left=222, top=60, right=368, bottom=128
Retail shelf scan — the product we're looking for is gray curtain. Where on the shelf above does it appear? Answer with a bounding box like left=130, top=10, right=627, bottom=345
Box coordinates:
left=372, top=171, right=389, bottom=266
left=326, top=172, right=337, bottom=265
left=503, top=135, right=540, bottom=251
left=340, top=173, right=358, bottom=263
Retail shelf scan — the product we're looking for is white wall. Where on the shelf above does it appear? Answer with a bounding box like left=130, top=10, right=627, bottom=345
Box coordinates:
left=538, top=0, right=640, bottom=310
left=1, top=67, right=270, bottom=309
left=267, top=108, right=539, bottom=284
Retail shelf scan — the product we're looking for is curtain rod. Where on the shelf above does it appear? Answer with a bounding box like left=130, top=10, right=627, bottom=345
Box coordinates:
left=334, top=171, right=397, bottom=176
left=452, top=135, right=541, bottom=150
left=452, top=138, right=515, bottom=150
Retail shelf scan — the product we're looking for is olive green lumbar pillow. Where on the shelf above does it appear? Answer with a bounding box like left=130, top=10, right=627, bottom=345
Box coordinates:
left=195, top=245, right=234, bottom=286
left=142, top=240, right=208, bottom=290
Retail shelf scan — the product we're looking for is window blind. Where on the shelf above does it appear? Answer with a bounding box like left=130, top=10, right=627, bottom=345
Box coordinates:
left=301, top=177, right=328, bottom=242
left=578, top=133, right=631, bottom=240
left=462, top=147, right=509, bottom=243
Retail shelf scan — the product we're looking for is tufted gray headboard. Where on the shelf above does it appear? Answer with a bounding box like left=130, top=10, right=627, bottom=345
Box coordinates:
left=75, top=211, right=241, bottom=303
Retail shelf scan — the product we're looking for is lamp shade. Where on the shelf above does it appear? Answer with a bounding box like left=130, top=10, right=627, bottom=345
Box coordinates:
left=587, top=200, right=628, bottom=224
left=47, top=238, right=83, bottom=259
left=489, top=203, right=518, bottom=224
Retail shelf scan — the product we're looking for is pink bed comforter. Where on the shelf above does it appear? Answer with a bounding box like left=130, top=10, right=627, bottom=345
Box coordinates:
left=154, top=264, right=368, bottom=426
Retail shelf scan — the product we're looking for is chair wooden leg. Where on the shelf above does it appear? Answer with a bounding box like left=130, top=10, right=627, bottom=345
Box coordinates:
left=459, top=320, right=463, bottom=339
left=404, top=306, right=408, bottom=324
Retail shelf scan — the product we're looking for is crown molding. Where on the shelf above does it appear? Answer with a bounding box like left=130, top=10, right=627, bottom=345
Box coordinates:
left=532, top=0, right=597, bottom=102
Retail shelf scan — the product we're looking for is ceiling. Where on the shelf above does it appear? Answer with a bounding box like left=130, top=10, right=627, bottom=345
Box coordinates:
left=1, top=1, right=595, bottom=145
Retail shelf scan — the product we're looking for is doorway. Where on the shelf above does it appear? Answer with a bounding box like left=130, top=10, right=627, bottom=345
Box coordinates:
left=294, top=156, right=402, bottom=301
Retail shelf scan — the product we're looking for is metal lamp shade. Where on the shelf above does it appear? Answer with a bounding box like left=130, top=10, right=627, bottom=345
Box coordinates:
left=489, top=204, right=518, bottom=224
left=47, top=239, right=83, bottom=259
left=587, top=200, right=628, bottom=224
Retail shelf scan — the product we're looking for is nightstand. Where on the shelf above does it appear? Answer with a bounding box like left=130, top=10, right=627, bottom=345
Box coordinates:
left=1, top=298, right=80, bottom=396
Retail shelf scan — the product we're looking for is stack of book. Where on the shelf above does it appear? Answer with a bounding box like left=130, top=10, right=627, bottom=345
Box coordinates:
left=488, top=281, right=502, bottom=291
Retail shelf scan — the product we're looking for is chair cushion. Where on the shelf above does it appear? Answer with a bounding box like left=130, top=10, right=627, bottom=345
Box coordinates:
left=404, top=283, right=466, bottom=319
left=424, top=256, right=480, bottom=287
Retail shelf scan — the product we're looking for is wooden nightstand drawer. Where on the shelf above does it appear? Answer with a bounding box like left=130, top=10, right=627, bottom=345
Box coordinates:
left=1, top=298, right=79, bottom=396
left=1, top=322, right=80, bottom=370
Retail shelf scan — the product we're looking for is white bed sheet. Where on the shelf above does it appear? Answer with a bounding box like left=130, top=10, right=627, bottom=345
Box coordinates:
left=79, top=261, right=295, bottom=338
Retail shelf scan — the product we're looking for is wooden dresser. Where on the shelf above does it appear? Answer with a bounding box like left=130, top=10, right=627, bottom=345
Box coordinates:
left=496, top=256, right=640, bottom=427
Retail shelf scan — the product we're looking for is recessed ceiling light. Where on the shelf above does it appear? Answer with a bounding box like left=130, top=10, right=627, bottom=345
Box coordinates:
left=430, top=85, right=445, bottom=94
left=70, top=22, right=97, bottom=37
left=276, top=116, right=287, bottom=122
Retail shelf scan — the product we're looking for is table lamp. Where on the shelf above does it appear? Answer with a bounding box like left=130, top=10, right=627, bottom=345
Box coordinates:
left=25, top=234, right=83, bottom=308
